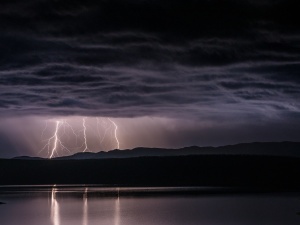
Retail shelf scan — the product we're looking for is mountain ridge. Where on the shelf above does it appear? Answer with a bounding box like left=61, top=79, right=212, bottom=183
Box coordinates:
left=11, top=141, right=300, bottom=160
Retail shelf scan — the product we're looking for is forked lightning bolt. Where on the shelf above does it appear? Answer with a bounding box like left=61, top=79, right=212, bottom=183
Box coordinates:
left=50, top=121, right=60, bottom=158
left=40, top=120, right=74, bottom=158
left=108, top=118, right=120, bottom=149
left=40, top=117, right=122, bottom=158
left=82, top=118, right=89, bottom=152
left=96, top=117, right=113, bottom=149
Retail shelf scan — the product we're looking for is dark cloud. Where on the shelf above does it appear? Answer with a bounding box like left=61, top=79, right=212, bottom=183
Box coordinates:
left=0, top=0, right=299, bottom=122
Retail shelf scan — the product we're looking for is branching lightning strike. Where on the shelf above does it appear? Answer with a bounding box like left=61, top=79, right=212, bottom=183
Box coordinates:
left=40, top=117, right=122, bottom=158
left=108, top=118, right=120, bottom=149
left=40, top=120, right=72, bottom=159
left=82, top=118, right=89, bottom=152
left=97, top=118, right=112, bottom=149
left=50, top=121, right=60, bottom=158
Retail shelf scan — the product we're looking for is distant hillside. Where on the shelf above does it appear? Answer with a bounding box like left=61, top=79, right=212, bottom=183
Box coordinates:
left=13, top=156, right=45, bottom=160
left=50, top=141, right=300, bottom=160
left=4, top=142, right=300, bottom=189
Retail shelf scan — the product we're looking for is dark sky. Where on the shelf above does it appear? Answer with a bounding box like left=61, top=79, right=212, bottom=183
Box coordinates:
left=0, top=0, right=300, bottom=157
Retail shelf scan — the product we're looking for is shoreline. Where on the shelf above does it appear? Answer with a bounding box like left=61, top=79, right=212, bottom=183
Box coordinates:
left=0, top=185, right=300, bottom=197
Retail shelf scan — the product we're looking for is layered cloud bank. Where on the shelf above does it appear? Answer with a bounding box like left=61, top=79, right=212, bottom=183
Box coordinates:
left=0, top=1, right=300, bottom=157
left=0, top=0, right=299, bottom=120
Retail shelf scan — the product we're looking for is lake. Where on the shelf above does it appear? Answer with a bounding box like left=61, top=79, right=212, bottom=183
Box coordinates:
left=1, top=186, right=300, bottom=225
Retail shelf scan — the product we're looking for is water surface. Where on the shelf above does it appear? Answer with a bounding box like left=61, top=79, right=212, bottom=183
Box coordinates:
left=1, top=186, right=300, bottom=225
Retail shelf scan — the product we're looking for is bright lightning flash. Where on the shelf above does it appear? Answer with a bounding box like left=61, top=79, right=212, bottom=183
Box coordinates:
left=96, top=118, right=113, bottom=149
left=82, top=118, right=89, bottom=152
left=40, top=120, right=73, bottom=159
left=50, top=121, right=60, bottom=158
left=40, top=117, right=122, bottom=158
left=108, top=118, right=120, bottom=149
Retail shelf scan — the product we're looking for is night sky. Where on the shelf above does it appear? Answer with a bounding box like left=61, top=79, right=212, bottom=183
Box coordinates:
left=0, top=0, right=300, bottom=158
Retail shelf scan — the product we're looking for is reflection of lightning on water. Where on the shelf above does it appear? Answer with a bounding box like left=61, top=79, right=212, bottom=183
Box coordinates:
left=114, top=188, right=120, bottom=225
left=83, top=187, right=88, bottom=225
left=51, top=185, right=60, bottom=225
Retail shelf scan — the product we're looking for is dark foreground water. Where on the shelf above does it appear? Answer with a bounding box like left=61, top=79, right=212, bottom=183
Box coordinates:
left=1, top=186, right=300, bottom=225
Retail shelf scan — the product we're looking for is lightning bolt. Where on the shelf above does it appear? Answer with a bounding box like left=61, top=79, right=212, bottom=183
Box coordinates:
left=61, top=120, right=79, bottom=145
left=39, top=117, right=122, bottom=157
left=82, top=118, right=89, bottom=152
left=51, top=185, right=60, bottom=225
left=40, top=119, right=73, bottom=158
left=96, top=117, right=112, bottom=150
left=108, top=118, right=120, bottom=149
left=50, top=121, right=60, bottom=158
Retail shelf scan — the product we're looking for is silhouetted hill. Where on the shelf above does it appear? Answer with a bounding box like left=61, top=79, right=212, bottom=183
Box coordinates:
left=53, top=141, right=300, bottom=160
left=13, top=156, right=45, bottom=160
left=1, top=155, right=300, bottom=190
left=4, top=142, right=300, bottom=189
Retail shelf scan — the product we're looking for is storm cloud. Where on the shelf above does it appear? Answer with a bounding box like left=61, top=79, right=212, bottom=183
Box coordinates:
left=0, top=0, right=299, bottom=121
left=0, top=1, right=300, bottom=157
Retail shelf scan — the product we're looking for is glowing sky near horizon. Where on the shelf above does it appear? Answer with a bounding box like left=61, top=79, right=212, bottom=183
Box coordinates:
left=0, top=115, right=299, bottom=158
